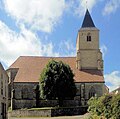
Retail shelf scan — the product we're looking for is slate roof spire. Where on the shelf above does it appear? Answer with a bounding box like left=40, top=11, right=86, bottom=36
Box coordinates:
left=82, top=9, right=95, bottom=28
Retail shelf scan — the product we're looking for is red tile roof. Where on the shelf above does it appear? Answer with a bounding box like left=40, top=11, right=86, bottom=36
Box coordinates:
left=8, top=56, right=104, bottom=83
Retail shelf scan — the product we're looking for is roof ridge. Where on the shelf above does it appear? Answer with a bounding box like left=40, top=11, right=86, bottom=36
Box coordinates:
left=8, top=56, right=21, bottom=69
left=18, top=56, right=76, bottom=58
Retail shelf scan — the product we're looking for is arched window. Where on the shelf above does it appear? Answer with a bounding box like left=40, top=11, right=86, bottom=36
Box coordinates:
left=89, top=86, right=96, bottom=98
left=87, top=33, right=91, bottom=42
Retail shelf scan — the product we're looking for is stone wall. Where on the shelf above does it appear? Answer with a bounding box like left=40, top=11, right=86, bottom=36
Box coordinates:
left=11, top=82, right=81, bottom=109
left=51, top=106, right=88, bottom=116
left=80, top=50, right=98, bottom=69
left=75, top=82, right=104, bottom=105
left=10, top=82, right=38, bottom=110
left=76, top=27, right=103, bottom=70
left=8, top=109, right=51, bottom=117
left=40, top=100, right=79, bottom=107
left=13, top=99, right=36, bottom=109
left=10, top=82, right=104, bottom=109
left=84, top=83, right=104, bottom=99
left=8, top=106, right=88, bottom=117
left=12, top=99, right=79, bottom=109
left=79, top=28, right=99, bottom=50
left=13, top=82, right=38, bottom=100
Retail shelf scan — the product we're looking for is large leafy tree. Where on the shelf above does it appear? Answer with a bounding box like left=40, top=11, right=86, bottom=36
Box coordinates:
left=40, top=60, right=76, bottom=106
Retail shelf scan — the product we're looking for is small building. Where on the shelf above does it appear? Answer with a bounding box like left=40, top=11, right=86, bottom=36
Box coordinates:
left=0, top=63, right=8, bottom=119
left=7, top=9, right=105, bottom=109
left=111, top=87, right=120, bottom=95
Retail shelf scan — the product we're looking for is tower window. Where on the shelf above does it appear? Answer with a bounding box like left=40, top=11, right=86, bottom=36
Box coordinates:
left=87, top=33, right=91, bottom=42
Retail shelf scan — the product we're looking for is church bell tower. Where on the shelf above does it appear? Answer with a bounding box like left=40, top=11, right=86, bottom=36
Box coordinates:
left=76, top=9, right=103, bottom=71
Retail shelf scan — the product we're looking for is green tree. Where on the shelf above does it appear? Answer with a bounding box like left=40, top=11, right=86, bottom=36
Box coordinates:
left=40, top=60, right=76, bottom=106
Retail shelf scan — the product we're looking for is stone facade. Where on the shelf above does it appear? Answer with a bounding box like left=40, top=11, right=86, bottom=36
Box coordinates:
left=76, top=28, right=103, bottom=70
left=12, top=99, right=80, bottom=110
left=0, top=63, right=8, bottom=119
left=9, top=82, right=38, bottom=110
left=75, top=82, right=104, bottom=105
left=9, top=82, right=104, bottom=109
left=13, top=83, right=37, bottom=100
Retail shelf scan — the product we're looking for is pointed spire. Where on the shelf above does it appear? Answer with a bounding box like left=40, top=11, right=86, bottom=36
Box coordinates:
left=82, top=9, right=95, bottom=28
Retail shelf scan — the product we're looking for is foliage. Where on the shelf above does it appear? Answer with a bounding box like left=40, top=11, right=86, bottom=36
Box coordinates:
left=111, top=94, right=120, bottom=119
left=39, top=60, right=76, bottom=106
left=88, top=94, right=120, bottom=119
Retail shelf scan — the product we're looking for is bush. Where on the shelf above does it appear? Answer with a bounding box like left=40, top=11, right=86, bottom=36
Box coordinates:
left=88, top=94, right=120, bottom=119
left=111, top=94, right=120, bottom=119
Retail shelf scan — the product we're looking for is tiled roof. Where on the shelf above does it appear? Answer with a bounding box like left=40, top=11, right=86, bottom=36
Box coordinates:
left=8, top=56, right=104, bottom=83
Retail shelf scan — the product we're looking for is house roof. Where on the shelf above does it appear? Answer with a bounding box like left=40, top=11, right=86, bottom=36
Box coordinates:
left=82, top=9, right=95, bottom=28
left=8, top=56, right=104, bottom=83
left=111, top=87, right=120, bottom=94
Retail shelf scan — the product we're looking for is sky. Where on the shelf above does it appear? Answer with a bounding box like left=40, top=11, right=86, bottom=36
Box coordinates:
left=0, top=0, right=120, bottom=92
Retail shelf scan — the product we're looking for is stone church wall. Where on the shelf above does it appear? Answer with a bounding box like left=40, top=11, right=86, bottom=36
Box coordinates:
left=75, top=82, right=104, bottom=105
left=13, top=82, right=38, bottom=99
left=11, top=82, right=104, bottom=109
left=79, top=28, right=99, bottom=50
left=85, top=83, right=104, bottom=99
left=13, top=100, right=80, bottom=109
left=11, top=82, right=38, bottom=109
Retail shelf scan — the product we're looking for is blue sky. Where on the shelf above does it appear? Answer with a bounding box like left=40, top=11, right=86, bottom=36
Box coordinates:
left=0, top=0, right=120, bottom=91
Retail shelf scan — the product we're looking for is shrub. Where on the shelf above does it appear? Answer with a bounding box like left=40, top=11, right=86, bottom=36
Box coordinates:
left=111, top=94, right=120, bottom=119
left=88, top=94, right=120, bottom=119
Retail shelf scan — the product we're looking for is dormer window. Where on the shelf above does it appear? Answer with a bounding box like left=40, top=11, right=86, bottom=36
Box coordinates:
left=87, top=33, right=91, bottom=42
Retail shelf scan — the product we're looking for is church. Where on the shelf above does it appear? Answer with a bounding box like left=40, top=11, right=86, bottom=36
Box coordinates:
left=7, top=9, right=105, bottom=109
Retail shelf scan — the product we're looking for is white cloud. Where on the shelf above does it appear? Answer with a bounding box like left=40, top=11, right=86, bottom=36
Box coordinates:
left=100, top=44, right=107, bottom=58
left=71, top=0, right=99, bottom=16
left=3, top=0, right=66, bottom=33
left=105, top=71, right=120, bottom=92
left=0, top=20, right=59, bottom=67
left=103, top=0, right=120, bottom=15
